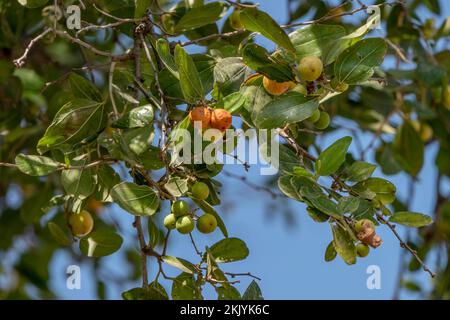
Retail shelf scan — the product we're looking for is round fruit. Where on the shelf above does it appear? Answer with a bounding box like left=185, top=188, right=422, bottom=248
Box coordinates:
left=330, top=78, right=349, bottom=92
left=68, top=210, right=94, bottom=237
left=308, top=109, right=321, bottom=123
left=356, top=243, right=370, bottom=257
left=163, top=214, right=177, bottom=229
left=291, top=84, right=307, bottom=95
left=176, top=216, right=195, bottom=234
left=314, top=111, right=330, bottom=130
left=191, top=182, right=210, bottom=200
left=171, top=200, right=190, bottom=217
left=197, top=214, right=217, bottom=234
left=263, top=76, right=294, bottom=96
left=229, top=10, right=244, bottom=31
left=189, top=106, right=211, bottom=129
left=298, top=56, right=323, bottom=81
left=211, top=109, right=232, bottom=131
left=354, top=219, right=375, bottom=233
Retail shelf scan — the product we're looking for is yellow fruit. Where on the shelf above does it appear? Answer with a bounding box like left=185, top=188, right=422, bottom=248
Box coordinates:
left=263, top=76, right=294, bottom=96
left=68, top=210, right=94, bottom=237
left=298, top=56, right=323, bottom=81
left=191, top=182, right=209, bottom=200
left=172, top=200, right=190, bottom=217
left=211, top=108, right=232, bottom=131
left=176, top=216, right=195, bottom=234
left=356, top=243, right=370, bottom=257
left=189, top=106, right=211, bottom=129
left=164, top=214, right=177, bottom=229
left=196, top=214, right=217, bottom=234
left=354, top=219, right=375, bottom=233
left=229, top=10, right=244, bottom=31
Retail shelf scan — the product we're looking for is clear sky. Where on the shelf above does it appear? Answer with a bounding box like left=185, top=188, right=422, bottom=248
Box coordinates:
left=48, top=0, right=450, bottom=299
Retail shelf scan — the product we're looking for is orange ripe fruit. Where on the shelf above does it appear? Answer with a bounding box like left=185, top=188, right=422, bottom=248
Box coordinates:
left=189, top=106, right=211, bottom=129
left=262, top=76, right=294, bottom=96
left=211, top=109, right=232, bottom=131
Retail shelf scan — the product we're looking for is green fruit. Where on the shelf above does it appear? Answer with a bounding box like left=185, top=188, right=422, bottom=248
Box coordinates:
left=356, top=243, right=370, bottom=257
left=229, top=10, right=244, bottom=31
left=191, top=182, right=210, bottom=200
left=308, top=109, right=321, bottom=123
left=176, top=216, right=195, bottom=234
left=172, top=200, right=189, bottom=217
left=291, top=84, right=307, bottom=95
left=354, top=219, right=375, bottom=233
left=68, top=210, right=94, bottom=237
left=314, top=111, right=330, bottom=130
left=163, top=214, right=177, bottom=230
left=196, top=214, right=217, bottom=234
left=298, top=56, right=323, bottom=81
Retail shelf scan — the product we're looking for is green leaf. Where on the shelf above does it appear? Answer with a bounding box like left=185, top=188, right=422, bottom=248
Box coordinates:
left=147, top=217, right=164, bottom=249
left=389, top=211, right=433, bottom=227
left=209, top=238, right=249, bottom=263
left=192, top=198, right=228, bottom=237
left=345, top=161, right=376, bottom=182
left=331, top=224, right=356, bottom=265
left=324, top=241, right=337, bottom=262
left=174, top=45, right=204, bottom=102
left=289, top=24, right=347, bottom=64
left=254, top=92, right=318, bottom=129
left=15, top=154, right=61, bottom=176
left=111, top=182, right=160, bottom=216
left=174, top=2, right=225, bottom=32
left=95, top=165, right=120, bottom=202
left=242, top=280, right=263, bottom=300
left=278, top=175, right=321, bottom=201
left=135, top=0, right=151, bottom=18
left=79, top=230, right=123, bottom=257
left=393, top=120, right=424, bottom=176
left=354, top=177, right=396, bottom=205
left=111, top=105, right=154, bottom=129
left=240, top=8, right=295, bottom=52
left=337, top=196, right=360, bottom=214
left=214, top=57, right=250, bottom=98
left=68, top=73, right=102, bottom=102
left=37, top=99, right=106, bottom=154
left=242, top=44, right=295, bottom=82
left=122, top=284, right=168, bottom=300
left=260, top=143, right=302, bottom=174
left=216, top=285, right=241, bottom=300
left=334, top=38, right=387, bottom=84
left=172, top=272, right=203, bottom=300
left=316, top=136, right=352, bottom=176
left=162, top=256, right=197, bottom=274
left=303, top=192, right=342, bottom=219
left=155, top=38, right=179, bottom=79
left=164, top=176, right=189, bottom=197
left=217, top=92, right=245, bottom=114
left=61, top=166, right=96, bottom=200
left=48, top=222, right=72, bottom=246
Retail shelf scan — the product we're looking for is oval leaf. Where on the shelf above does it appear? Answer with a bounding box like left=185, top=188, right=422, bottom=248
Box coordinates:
left=15, top=154, right=61, bottom=176
left=174, top=45, right=204, bottom=102
left=389, top=211, right=433, bottom=227
left=79, top=230, right=123, bottom=257
left=209, top=238, right=249, bottom=263
left=316, top=136, right=352, bottom=176
left=111, top=182, right=160, bottom=216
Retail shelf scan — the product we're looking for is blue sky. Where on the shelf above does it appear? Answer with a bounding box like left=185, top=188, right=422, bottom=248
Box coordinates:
left=48, top=0, right=450, bottom=299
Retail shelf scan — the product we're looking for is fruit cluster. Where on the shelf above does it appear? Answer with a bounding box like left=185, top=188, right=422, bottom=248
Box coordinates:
left=189, top=106, right=232, bottom=131
left=354, top=219, right=382, bottom=253
left=261, top=56, right=332, bottom=130
left=164, top=182, right=218, bottom=235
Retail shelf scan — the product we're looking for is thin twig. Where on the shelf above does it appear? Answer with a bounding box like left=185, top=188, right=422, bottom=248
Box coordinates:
left=133, top=216, right=149, bottom=288
left=13, top=28, right=52, bottom=67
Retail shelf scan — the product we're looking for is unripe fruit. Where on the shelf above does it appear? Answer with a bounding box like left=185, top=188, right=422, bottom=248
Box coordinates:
left=443, top=85, right=450, bottom=109
left=229, top=10, right=244, bottom=31
left=211, top=109, right=232, bottom=131
left=196, top=214, right=217, bottom=234
left=308, top=109, right=321, bottom=123
left=263, top=76, right=294, bottom=96
left=298, top=56, right=323, bottom=81
left=172, top=200, right=189, bottom=217
left=191, top=182, right=210, bottom=200
left=291, top=84, right=307, bottom=96
left=163, top=214, right=177, bottom=229
left=354, top=219, right=375, bottom=233
left=176, top=216, right=195, bottom=234
left=330, top=78, right=349, bottom=92
left=314, top=111, right=330, bottom=130
left=356, top=243, right=370, bottom=257
left=189, top=106, right=211, bottom=129
left=68, top=210, right=94, bottom=237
